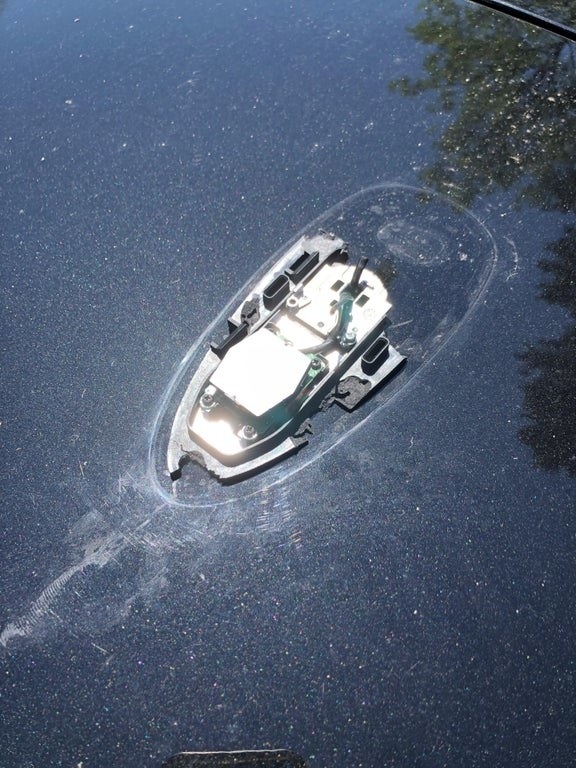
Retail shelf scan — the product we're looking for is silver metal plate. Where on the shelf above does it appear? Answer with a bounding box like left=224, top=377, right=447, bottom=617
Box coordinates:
left=209, top=328, right=311, bottom=417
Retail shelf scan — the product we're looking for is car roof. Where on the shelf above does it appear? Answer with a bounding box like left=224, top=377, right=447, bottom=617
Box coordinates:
left=1, top=1, right=575, bottom=766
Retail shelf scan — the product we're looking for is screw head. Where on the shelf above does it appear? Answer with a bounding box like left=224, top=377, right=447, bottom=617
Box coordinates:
left=242, top=424, right=258, bottom=441
left=339, top=329, right=356, bottom=348
left=200, top=391, right=215, bottom=410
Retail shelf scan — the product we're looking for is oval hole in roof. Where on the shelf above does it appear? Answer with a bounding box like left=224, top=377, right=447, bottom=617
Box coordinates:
left=148, top=183, right=498, bottom=509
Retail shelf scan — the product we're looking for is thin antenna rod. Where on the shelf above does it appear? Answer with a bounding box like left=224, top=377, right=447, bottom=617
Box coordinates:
left=468, top=0, right=576, bottom=43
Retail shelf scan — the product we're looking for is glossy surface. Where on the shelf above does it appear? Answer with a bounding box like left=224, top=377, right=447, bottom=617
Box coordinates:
left=1, top=1, right=575, bottom=767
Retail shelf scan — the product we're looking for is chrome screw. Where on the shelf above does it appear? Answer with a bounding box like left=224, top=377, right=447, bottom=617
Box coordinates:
left=242, top=424, right=258, bottom=441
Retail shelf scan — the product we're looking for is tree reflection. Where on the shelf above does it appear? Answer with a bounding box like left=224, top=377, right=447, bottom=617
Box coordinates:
left=392, top=0, right=576, bottom=209
left=394, top=0, right=576, bottom=474
left=519, top=228, right=576, bottom=474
